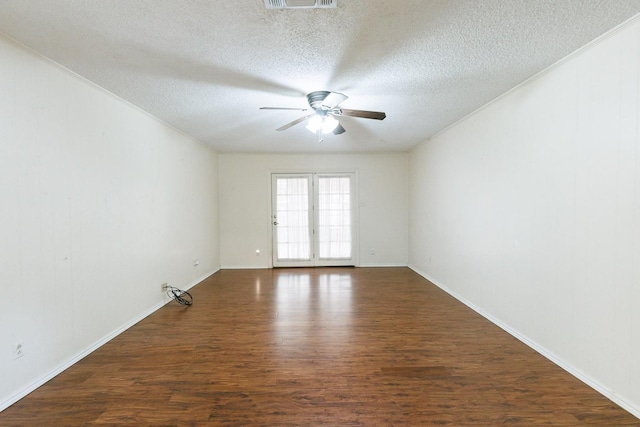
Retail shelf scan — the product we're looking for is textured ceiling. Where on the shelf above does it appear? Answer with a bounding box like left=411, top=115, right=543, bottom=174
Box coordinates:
left=1, top=1, right=640, bottom=153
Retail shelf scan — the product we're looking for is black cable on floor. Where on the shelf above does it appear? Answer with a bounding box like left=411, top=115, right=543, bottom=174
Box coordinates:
left=166, top=285, right=193, bottom=306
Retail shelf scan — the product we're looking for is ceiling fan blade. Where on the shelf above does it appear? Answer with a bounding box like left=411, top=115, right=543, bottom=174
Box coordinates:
left=339, top=109, right=386, bottom=120
left=276, top=114, right=313, bottom=131
left=260, top=107, right=309, bottom=111
left=333, top=123, right=346, bottom=135
left=321, top=92, right=348, bottom=109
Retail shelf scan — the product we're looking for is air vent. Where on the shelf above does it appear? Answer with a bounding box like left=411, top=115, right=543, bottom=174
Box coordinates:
left=264, top=0, right=336, bottom=9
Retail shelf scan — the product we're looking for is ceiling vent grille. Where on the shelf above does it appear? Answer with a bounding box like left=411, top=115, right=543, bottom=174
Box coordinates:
left=264, top=0, right=336, bottom=9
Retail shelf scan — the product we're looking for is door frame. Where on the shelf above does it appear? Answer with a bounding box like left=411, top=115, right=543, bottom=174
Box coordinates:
left=269, top=171, right=359, bottom=268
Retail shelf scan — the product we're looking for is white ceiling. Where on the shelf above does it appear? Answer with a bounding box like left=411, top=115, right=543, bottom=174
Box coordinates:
left=1, top=1, right=640, bottom=153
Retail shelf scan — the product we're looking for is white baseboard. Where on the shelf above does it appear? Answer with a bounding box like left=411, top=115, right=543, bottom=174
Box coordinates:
left=220, top=265, right=271, bottom=269
left=408, top=265, right=640, bottom=420
left=0, top=267, right=219, bottom=413
left=356, top=263, right=408, bottom=267
left=184, top=268, right=219, bottom=291
left=220, top=264, right=409, bottom=269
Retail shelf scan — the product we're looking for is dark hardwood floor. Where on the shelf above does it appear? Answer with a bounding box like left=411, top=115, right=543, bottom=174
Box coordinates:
left=1, top=267, right=638, bottom=425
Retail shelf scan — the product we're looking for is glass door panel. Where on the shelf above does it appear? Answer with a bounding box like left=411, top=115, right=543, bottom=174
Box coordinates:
left=317, top=175, right=352, bottom=260
left=272, top=173, right=356, bottom=267
left=272, top=174, right=313, bottom=267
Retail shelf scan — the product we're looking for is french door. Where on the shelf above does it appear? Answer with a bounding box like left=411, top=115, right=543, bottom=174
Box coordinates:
left=271, top=173, right=356, bottom=267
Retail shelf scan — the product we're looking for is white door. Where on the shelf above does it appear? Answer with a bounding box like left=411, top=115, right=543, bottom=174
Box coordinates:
left=272, top=173, right=356, bottom=267
left=271, top=174, right=314, bottom=267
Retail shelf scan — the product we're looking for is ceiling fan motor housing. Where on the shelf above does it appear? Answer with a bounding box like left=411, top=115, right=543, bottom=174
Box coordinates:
left=264, top=0, right=336, bottom=9
left=307, top=90, right=332, bottom=110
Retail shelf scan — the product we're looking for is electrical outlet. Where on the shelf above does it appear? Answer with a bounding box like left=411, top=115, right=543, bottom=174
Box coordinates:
left=13, top=342, right=24, bottom=360
left=161, top=282, right=168, bottom=292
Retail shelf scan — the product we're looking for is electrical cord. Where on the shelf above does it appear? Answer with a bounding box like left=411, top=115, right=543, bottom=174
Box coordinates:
left=166, top=285, right=193, bottom=306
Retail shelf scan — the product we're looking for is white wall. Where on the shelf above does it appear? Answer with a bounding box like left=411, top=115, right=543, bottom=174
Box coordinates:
left=219, top=153, right=408, bottom=268
left=0, top=35, right=219, bottom=409
left=409, top=18, right=640, bottom=416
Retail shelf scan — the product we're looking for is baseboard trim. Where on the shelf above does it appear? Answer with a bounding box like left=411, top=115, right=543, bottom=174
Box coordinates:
left=356, top=263, right=408, bottom=268
left=220, top=264, right=410, bottom=269
left=220, top=265, right=270, bottom=269
left=408, top=265, right=640, bottom=420
left=0, top=267, right=219, bottom=413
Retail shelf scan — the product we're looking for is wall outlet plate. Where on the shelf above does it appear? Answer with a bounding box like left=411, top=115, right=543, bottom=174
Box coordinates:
left=13, top=342, right=24, bottom=360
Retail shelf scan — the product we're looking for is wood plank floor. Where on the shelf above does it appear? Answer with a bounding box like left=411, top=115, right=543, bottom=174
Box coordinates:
left=1, top=267, right=638, bottom=425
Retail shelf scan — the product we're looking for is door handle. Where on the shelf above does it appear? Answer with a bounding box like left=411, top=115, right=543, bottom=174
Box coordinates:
left=273, top=221, right=278, bottom=225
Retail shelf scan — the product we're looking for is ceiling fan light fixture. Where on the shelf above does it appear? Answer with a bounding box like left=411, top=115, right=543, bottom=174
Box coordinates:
left=306, top=114, right=339, bottom=134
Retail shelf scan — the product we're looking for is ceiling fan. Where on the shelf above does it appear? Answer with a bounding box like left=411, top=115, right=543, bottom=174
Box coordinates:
left=260, top=91, right=386, bottom=142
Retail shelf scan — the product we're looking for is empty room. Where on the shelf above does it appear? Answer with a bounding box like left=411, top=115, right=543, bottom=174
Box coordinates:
left=1, top=0, right=640, bottom=424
